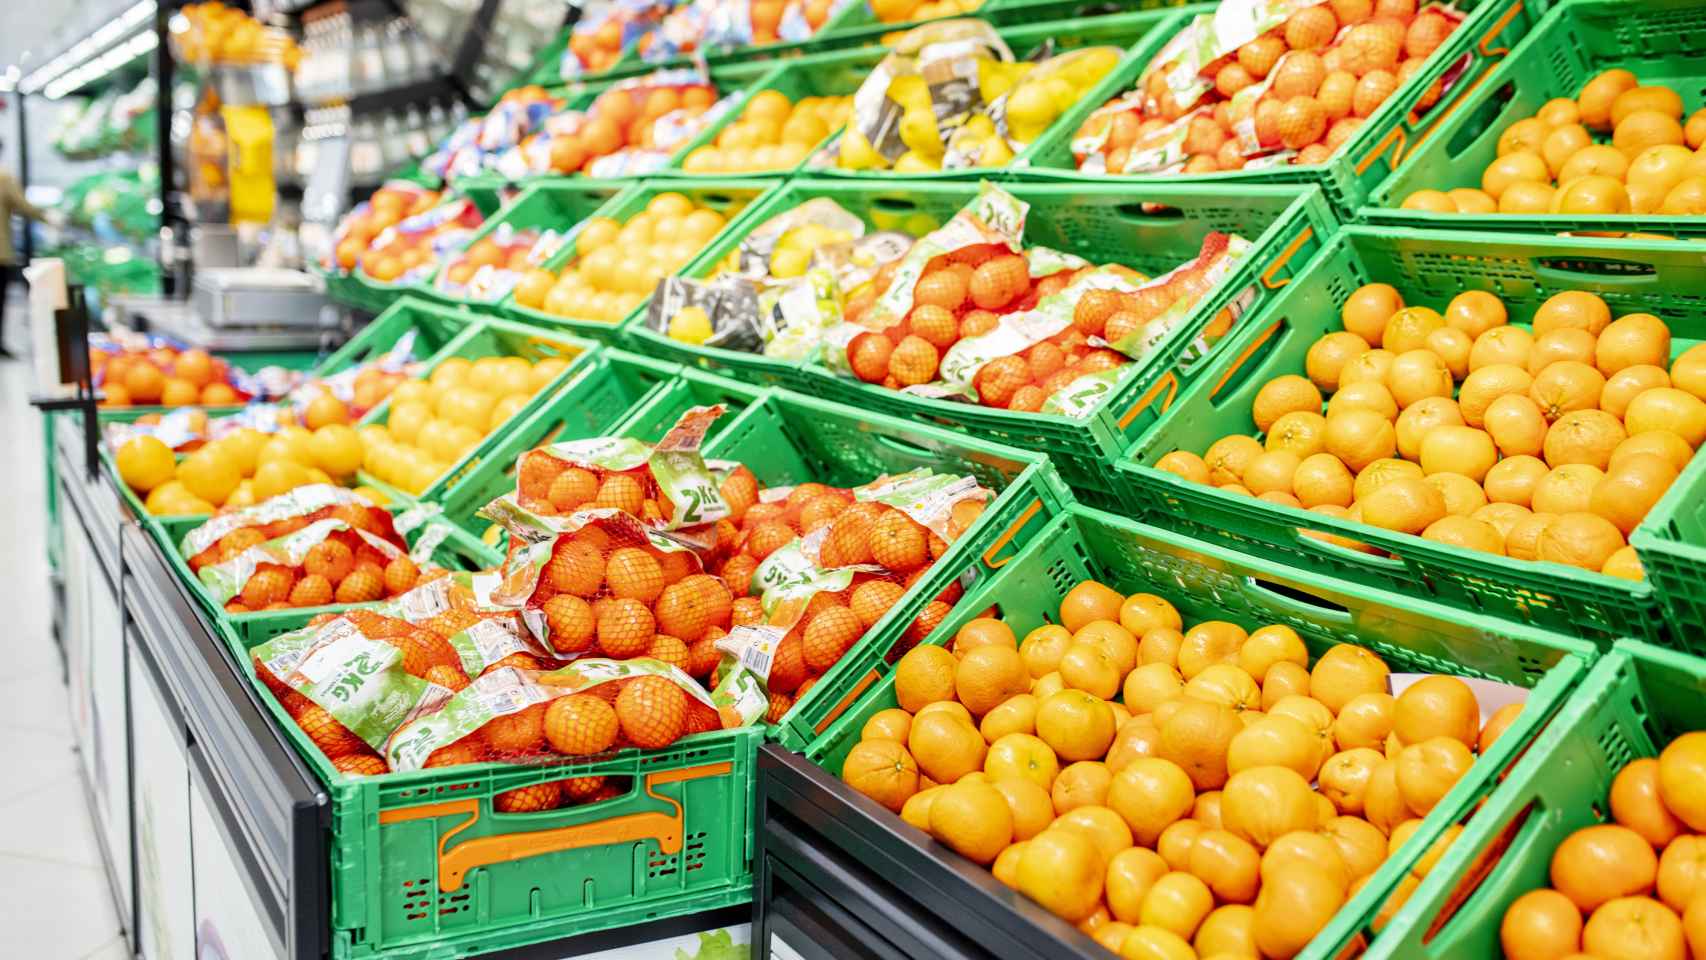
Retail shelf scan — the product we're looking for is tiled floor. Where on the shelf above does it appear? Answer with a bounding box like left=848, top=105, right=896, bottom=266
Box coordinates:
left=0, top=302, right=130, bottom=957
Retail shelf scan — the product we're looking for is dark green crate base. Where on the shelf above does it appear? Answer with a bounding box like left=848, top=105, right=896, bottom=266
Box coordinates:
left=1362, top=0, right=1706, bottom=238
left=808, top=504, right=1592, bottom=959
left=1371, top=640, right=1701, bottom=958
left=1118, top=225, right=1700, bottom=648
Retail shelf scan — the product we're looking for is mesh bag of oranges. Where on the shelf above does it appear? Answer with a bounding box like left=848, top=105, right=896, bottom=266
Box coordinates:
left=295, top=568, right=578, bottom=681
left=429, top=226, right=567, bottom=303
left=504, top=405, right=732, bottom=530
left=826, top=183, right=1255, bottom=417
left=823, top=20, right=1121, bottom=173
left=641, top=0, right=846, bottom=61
left=840, top=580, right=1529, bottom=955
left=383, top=658, right=727, bottom=776
left=180, top=484, right=444, bottom=611
left=1072, top=0, right=1465, bottom=175
left=562, top=0, right=669, bottom=80
left=325, top=182, right=444, bottom=276
left=250, top=610, right=465, bottom=778
left=548, top=71, right=724, bottom=178
left=704, top=467, right=993, bottom=725
left=478, top=501, right=732, bottom=668
left=356, top=193, right=487, bottom=287
left=420, top=87, right=563, bottom=182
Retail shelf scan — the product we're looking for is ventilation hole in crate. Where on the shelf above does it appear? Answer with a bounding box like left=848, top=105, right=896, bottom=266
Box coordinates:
left=438, top=891, right=472, bottom=916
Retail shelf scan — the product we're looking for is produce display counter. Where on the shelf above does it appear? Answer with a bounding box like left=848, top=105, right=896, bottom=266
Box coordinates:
left=46, top=411, right=748, bottom=959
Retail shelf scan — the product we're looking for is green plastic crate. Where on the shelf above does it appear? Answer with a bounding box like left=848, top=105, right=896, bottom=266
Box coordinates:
left=1631, top=449, right=1706, bottom=646
left=422, top=178, right=628, bottom=325
left=444, top=360, right=766, bottom=548
left=803, top=11, right=1188, bottom=182
left=158, top=510, right=500, bottom=627
left=666, top=45, right=887, bottom=180
left=1370, top=639, right=1698, bottom=958
left=1363, top=0, right=1706, bottom=237
left=353, top=306, right=602, bottom=506
left=224, top=600, right=761, bottom=960
left=1115, top=225, right=1702, bottom=647
left=629, top=176, right=1335, bottom=505
left=316, top=260, right=399, bottom=314
left=498, top=177, right=780, bottom=341
left=312, top=294, right=477, bottom=381
left=1020, top=0, right=1540, bottom=215
left=665, top=387, right=1072, bottom=750
left=807, top=504, right=1594, bottom=959
left=98, top=300, right=476, bottom=530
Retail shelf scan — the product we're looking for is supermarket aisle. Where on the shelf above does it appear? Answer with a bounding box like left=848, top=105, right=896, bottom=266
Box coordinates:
left=0, top=305, right=129, bottom=958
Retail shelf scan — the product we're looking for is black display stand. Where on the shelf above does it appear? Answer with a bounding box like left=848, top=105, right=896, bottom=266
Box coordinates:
left=753, top=745, right=1109, bottom=960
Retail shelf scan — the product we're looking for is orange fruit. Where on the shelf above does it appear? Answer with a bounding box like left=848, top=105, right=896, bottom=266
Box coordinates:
left=544, top=694, right=619, bottom=756
left=1037, top=689, right=1117, bottom=762
left=985, top=733, right=1059, bottom=791
left=1418, top=425, right=1498, bottom=483
left=1109, top=758, right=1195, bottom=846
left=1229, top=715, right=1323, bottom=781
left=1053, top=760, right=1113, bottom=815
left=480, top=702, right=548, bottom=754
left=1501, top=888, right=1585, bottom=960
left=614, top=676, right=687, bottom=749
left=1592, top=453, right=1678, bottom=535
left=1582, top=896, right=1685, bottom=960
left=1394, top=675, right=1480, bottom=750
left=1310, top=644, right=1390, bottom=714
left=1107, top=846, right=1170, bottom=923
left=842, top=738, right=920, bottom=812
left=927, top=780, right=1011, bottom=865
left=1395, top=736, right=1473, bottom=815
left=1537, top=511, right=1626, bottom=571
left=981, top=694, right=1039, bottom=743
left=1626, top=388, right=1706, bottom=448
left=654, top=574, right=733, bottom=641
left=1020, top=624, right=1073, bottom=678
left=991, top=777, right=1055, bottom=842
left=895, top=645, right=958, bottom=712
left=1018, top=828, right=1105, bottom=921
left=1253, top=862, right=1346, bottom=958
left=862, top=708, right=912, bottom=743
left=1340, top=283, right=1404, bottom=346
left=1360, top=476, right=1446, bottom=534
left=1139, top=871, right=1214, bottom=941
left=1658, top=732, right=1706, bottom=831
left=1157, top=699, right=1242, bottom=791
left=1319, top=747, right=1385, bottom=816
left=908, top=711, right=986, bottom=784
left=1657, top=835, right=1706, bottom=912
left=1060, top=580, right=1124, bottom=632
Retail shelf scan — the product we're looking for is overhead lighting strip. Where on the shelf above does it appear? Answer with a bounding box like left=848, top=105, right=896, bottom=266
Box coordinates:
left=19, top=1, right=158, bottom=96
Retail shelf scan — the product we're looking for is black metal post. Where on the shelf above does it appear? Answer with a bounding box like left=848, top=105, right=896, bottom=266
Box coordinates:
left=155, top=0, right=179, bottom=296
left=15, top=90, right=32, bottom=262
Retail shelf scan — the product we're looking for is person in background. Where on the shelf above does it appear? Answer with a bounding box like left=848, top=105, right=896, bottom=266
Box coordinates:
left=0, top=135, right=49, bottom=357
